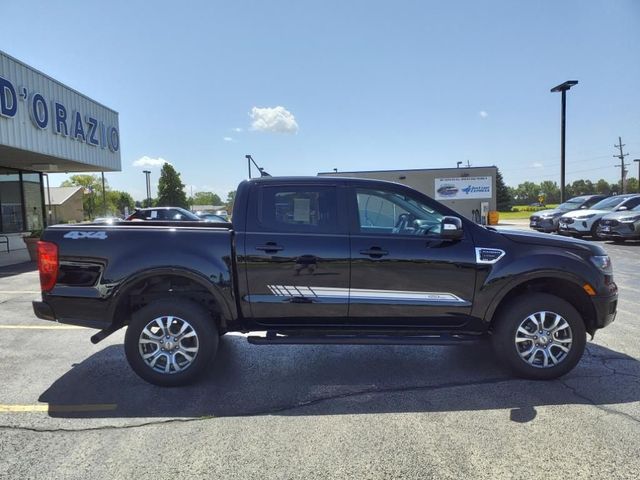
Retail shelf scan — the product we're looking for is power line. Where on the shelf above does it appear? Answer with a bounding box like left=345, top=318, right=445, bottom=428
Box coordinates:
left=613, top=136, right=629, bottom=194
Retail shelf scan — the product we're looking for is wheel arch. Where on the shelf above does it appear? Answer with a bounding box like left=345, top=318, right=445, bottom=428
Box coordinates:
left=486, top=275, right=598, bottom=335
left=108, top=267, right=235, bottom=332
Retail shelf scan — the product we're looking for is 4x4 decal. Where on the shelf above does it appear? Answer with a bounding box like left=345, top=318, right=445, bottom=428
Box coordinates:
left=63, top=231, right=108, bottom=240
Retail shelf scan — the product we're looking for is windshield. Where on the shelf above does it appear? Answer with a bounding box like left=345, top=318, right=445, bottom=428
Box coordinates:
left=589, top=196, right=629, bottom=211
left=558, top=197, right=587, bottom=210
left=176, top=208, right=201, bottom=220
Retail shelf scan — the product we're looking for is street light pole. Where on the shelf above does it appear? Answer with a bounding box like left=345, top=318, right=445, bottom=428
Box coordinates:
left=550, top=80, right=578, bottom=203
left=634, top=159, right=640, bottom=193
left=143, top=170, right=151, bottom=207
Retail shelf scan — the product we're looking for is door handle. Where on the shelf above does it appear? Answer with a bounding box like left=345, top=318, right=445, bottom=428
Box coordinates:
left=256, top=243, right=284, bottom=253
left=359, top=247, right=388, bottom=258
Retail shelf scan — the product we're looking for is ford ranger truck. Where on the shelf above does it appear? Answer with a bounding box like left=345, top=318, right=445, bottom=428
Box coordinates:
left=33, top=177, right=618, bottom=386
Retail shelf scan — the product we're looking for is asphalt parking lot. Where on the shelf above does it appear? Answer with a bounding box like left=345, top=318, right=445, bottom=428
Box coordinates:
left=1, top=233, right=639, bottom=479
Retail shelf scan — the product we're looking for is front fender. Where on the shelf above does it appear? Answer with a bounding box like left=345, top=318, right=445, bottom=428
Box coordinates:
left=471, top=251, right=599, bottom=324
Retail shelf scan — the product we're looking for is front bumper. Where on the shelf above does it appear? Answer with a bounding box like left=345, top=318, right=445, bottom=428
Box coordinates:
left=529, top=217, right=557, bottom=233
left=558, top=219, right=591, bottom=235
left=591, top=294, right=617, bottom=331
left=597, top=223, right=640, bottom=240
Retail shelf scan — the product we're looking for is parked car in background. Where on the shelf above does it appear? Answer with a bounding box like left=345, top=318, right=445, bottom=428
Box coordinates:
left=126, top=207, right=202, bottom=221
left=597, top=203, right=640, bottom=242
left=558, top=194, right=640, bottom=238
left=529, top=195, right=608, bottom=233
left=92, top=217, right=122, bottom=225
left=195, top=213, right=230, bottom=223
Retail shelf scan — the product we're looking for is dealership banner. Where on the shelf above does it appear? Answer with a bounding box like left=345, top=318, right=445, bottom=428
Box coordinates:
left=434, top=176, right=492, bottom=200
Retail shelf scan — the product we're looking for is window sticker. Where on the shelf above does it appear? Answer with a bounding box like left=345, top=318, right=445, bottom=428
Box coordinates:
left=293, top=198, right=311, bottom=223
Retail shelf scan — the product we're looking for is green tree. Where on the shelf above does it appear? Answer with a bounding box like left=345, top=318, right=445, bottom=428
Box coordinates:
left=225, top=190, right=236, bottom=214
left=539, top=180, right=560, bottom=204
left=626, top=177, right=639, bottom=194
left=61, top=174, right=105, bottom=219
left=495, top=168, right=513, bottom=211
left=570, top=179, right=595, bottom=196
left=157, top=163, right=188, bottom=208
left=189, top=191, right=222, bottom=206
left=514, top=181, right=540, bottom=205
left=595, top=179, right=611, bottom=195
left=107, top=190, right=135, bottom=215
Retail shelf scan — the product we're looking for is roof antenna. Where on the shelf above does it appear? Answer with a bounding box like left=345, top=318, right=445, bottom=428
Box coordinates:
left=245, top=155, right=271, bottom=178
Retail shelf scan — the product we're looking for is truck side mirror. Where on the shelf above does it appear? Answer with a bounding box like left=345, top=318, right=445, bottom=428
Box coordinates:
left=441, top=216, right=463, bottom=240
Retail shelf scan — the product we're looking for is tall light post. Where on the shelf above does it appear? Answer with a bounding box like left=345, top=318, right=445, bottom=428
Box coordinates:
left=634, top=159, right=640, bottom=193
left=550, top=80, right=578, bottom=202
left=143, top=170, right=151, bottom=207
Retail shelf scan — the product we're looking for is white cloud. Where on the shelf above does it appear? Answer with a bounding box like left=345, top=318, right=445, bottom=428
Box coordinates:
left=132, top=156, right=170, bottom=168
left=479, top=110, right=489, bottom=118
left=232, top=127, right=243, bottom=133
left=249, top=106, right=299, bottom=134
left=531, top=162, right=544, bottom=168
left=223, top=136, right=235, bottom=142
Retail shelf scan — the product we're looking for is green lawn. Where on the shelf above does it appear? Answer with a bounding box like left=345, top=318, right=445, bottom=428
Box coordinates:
left=498, top=210, right=533, bottom=220
left=498, top=204, right=559, bottom=220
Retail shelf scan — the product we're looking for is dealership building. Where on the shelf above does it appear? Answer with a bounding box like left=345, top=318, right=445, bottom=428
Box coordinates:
left=0, top=50, right=120, bottom=252
left=319, top=166, right=497, bottom=224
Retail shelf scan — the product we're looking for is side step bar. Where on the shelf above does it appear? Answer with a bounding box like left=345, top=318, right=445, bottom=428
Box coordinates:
left=247, top=333, right=483, bottom=346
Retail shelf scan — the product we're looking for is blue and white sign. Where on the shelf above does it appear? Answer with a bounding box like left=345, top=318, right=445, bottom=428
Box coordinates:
left=435, top=176, right=492, bottom=200
left=0, top=75, right=119, bottom=152
left=0, top=50, right=121, bottom=172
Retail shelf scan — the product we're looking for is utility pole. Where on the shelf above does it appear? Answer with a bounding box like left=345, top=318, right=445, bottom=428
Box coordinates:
left=143, top=170, right=151, bottom=207
left=613, top=137, right=629, bottom=194
left=101, top=172, right=107, bottom=216
left=550, top=80, right=578, bottom=202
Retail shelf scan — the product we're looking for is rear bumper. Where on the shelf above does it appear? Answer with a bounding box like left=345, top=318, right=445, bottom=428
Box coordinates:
left=32, top=301, right=55, bottom=321
left=32, top=301, right=110, bottom=329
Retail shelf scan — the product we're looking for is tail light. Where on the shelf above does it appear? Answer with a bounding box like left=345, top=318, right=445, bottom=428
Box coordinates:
left=37, top=241, right=58, bottom=292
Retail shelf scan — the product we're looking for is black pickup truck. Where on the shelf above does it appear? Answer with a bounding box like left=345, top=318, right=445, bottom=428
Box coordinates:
left=33, top=177, right=618, bottom=386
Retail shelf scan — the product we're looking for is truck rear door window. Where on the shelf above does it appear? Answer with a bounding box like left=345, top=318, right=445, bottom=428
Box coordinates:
left=258, top=186, right=339, bottom=233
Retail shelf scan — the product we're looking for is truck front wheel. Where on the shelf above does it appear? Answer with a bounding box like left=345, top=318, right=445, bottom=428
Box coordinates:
left=491, top=293, right=586, bottom=380
left=124, top=298, right=219, bottom=386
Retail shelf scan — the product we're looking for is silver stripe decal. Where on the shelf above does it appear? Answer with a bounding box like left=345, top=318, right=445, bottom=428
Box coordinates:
left=260, top=285, right=468, bottom=303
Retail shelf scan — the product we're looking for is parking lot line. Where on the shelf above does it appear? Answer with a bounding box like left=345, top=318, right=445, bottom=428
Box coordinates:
left=0, top=403, right=117, bottom=413
left=0, top=291, right=40, bottom=294
left=0, top=325, right=84, bottom=330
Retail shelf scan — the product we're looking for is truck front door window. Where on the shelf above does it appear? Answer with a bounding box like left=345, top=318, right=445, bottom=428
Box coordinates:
left=356, top=189, right=444, bottom=236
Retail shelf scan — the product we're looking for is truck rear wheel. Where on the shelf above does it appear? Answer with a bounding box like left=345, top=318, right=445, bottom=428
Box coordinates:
left=124, top=298, right=218, bottom=386
left=491, top=293, right=586, bottom=380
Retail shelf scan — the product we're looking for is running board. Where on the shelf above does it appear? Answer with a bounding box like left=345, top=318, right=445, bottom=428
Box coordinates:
left=247, top=333, right=482, bottom=346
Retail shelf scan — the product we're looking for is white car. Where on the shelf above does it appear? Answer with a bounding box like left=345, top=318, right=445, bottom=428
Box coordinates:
left=558, top=194, right=640, bottom=238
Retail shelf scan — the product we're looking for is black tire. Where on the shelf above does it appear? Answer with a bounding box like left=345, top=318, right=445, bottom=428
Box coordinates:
left=590, top=220, right=601, bottom=239
left=491, top=293, right=586, bottom=380
left=125, top=298, right=219, bottom=386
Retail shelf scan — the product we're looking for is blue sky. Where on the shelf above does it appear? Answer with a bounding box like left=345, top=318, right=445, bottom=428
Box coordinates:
left=1, top=0, right=639, bottom=200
